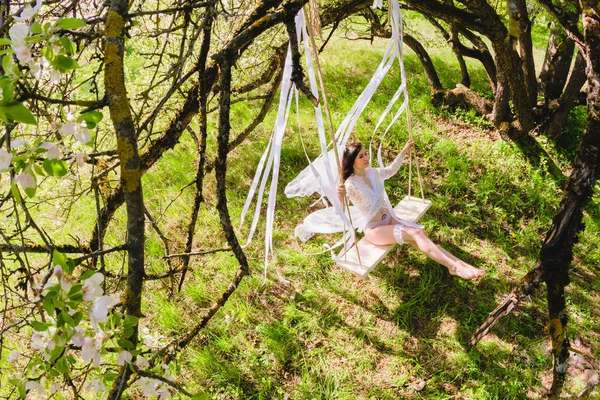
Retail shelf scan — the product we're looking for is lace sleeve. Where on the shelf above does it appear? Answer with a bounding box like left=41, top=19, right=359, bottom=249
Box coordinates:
left=344, top=180, right=359, bottom=201
left=379, top=153, right=405, bottom=180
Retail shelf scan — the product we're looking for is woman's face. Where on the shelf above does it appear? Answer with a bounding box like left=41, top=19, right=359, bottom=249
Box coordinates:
left=353, top=146, right=369, bottom=171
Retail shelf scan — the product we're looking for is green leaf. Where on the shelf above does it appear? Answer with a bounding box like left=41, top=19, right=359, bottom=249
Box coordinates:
left=2, top=54, right=13, bottom=73
left=53, top=249, right=68, bottom=269
left=191, top=394, right=211, bottom=400
left=17, top=382, right=26, bottom=398
left=31, top=320, right=50, bottom=331
left=43, top=158, right=68, bottom=177
left=55, top=18, right=87, bottom=30
left=72, top=311, right=83, bottom=326
left=25, top=35, right=46, bottom=44
left=52, top=55, right=79, bottom=72
left=0, top=79, right=15, bottom=102
left=56, top=358, right=70, bottom=375
left=117, top=338, right=134, bottom=349
left=79, top=270, right=97, bottom=280
left=24, top=185, right=36, bottom=198
left=42, top=45, right=54, bottom=62
left=103, top=370, right=118, bottom=382
left=61, top=310, right=74, bottom=327
left=30, top=22, right=43, bottom=34
left=68, top=283, right=83, bottom=297
left=123, top=327, right=134, bottom=338
left=77, top=110, right=103, bottom=129
left=0, top=38, right=12, bottom=46
left=43, top=292, right=56, bottom=315
left=33, top=163, right=44, bottom=176
left=123, top=315, right=139, bottom=329
left=49, top=345, right=64, bottom=363
left=1, top=103, right=37, bottom=125
left=11, top=184, right=22, bottom=205
left=59, top=36, right=76, bottom=55
left=66, top=259, right=76, bottom=274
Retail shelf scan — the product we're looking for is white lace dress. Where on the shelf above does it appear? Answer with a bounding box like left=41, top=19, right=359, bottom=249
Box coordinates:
left=345, top=153, right=423, bottom=232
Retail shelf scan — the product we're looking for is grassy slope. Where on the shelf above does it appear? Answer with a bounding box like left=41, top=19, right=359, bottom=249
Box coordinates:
left=140, top=30, right=599, bottom=399
left=2, top=16, right=599, bottom=400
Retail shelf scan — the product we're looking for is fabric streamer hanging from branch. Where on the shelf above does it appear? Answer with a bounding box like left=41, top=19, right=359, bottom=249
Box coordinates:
left=239, top=0, right=410, bottom=278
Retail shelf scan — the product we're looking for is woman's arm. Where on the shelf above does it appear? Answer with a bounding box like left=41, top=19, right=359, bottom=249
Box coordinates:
left=380, top=139, right=414, bottom=180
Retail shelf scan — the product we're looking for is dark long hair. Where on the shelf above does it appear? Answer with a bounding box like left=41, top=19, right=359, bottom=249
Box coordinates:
left=342, top=143, right=363, bottom=180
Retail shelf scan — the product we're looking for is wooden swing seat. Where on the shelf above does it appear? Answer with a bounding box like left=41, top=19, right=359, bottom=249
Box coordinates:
left=335, top=196, right=431, bottom=277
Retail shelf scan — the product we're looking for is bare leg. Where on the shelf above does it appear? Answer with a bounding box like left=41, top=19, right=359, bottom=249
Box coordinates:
left=364, top=225, right=485, bottom=280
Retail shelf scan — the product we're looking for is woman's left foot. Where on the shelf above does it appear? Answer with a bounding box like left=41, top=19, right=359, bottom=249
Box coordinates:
left=449, top=262, right=485, bottom=280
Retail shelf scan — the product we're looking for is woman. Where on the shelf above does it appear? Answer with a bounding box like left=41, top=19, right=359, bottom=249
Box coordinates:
left=337, top=141, right=484, bottom=280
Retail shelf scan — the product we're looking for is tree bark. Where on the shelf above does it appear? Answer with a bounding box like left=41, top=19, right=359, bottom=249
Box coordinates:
left=547, top=3, right=600, bottom=397
left=542, top=51, right=587, bottom=139
left=515, top=0, right=537, bottom=107
left=178, top=1, right=215, bottom=292
left=432, top=84, right=492, bottom=115
left=104, top=0, right=144, bottom=398
left=539, top=23, right=576, bottom=104
left=403, top=34, right=443, bottom=91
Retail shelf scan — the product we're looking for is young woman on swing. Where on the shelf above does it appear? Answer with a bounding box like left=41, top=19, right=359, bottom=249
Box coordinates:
left=337, top=140, right=485, bottom=280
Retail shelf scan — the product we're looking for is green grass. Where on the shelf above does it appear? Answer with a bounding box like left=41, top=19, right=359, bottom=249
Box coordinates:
left=2, top=13, right=599, bottom=400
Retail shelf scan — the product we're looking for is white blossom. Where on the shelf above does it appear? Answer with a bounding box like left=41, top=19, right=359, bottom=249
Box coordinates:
left=8, top=350, right=20, bottom=363
left=14, top=0, right=42, bottom=22
left=73, top=152, right=88, bottom=167
left=15, top=172, right=35, bottom=189
left=8, top=24, right=29, bottom=46
left=94, top=329, right=108, bottom=342
left=51, top=383, right=61, bottom=394
left=91, top=294, right=119, bottom=323
left=40, top=142, right=60, bottom=160
left=11, top=139, right=28, bottom=148
left=135, top=355, right=149, bottom=369
left=14, top=6, right=35, bottom=22
left=141, top=327, right=159, bottom=348
left=30, top=332, right=45, bottom=350
left=91, top=378, right=106, bottom=393
left=59, top=122, right=77, bottom=136
left=70, top=326, right=86, bottom=347
left=74, top=126, right=91, bottom=144
left=29, top=61, right=43, bottom=80
left=82, top=273, right=104, bottom=302
left=81, top=337, right=101, bottom=366
left=157, top=386, right=172, bottom=400
left=50, top=69, right=61, bottom=84
left=117, top=350, right=132, bottom=366
left=25, top=380, right=44, bottom=396
left=14, top=46, right=32, bottom=65
left=136, top=377, right=160, bottom=397
left=0, top=148, right=12, bottom=170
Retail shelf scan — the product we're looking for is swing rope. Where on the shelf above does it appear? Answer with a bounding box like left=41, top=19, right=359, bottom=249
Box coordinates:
left=304, top=4, right=364, bottom=267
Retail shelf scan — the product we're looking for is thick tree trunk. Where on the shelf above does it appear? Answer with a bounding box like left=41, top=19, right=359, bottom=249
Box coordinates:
left=457, top=27, right=497, bottom=91
left=542, top=52, right=587, bottom=139
left=493, top=41, right=535, bottom=136
left=450, top=25, right=471, bottom=87
left=548, top=4, right=600, bottom=397
left=432, top=84, right=492, bottom=115
left=104, top=0, right=145, bottom=398
left=403, top=34, right=443, bottom=91
left=516, top=0, right=537, bottom=107
left=539, top=23, right=576, bottom=104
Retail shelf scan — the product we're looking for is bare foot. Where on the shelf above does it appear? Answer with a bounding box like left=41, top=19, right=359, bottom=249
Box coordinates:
left=448, top=262, right=485, bottom=280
